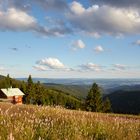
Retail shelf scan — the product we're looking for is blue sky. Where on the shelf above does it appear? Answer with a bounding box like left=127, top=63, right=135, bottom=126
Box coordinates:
left=0, top=0, right=140, bottom=78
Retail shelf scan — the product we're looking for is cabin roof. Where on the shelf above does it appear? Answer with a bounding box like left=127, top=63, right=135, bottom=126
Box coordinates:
left=0, top=88, right=24, bottom=97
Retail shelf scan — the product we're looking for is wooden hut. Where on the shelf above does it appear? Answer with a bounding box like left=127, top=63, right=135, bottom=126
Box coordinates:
left=0, top=88, right=24, bottom=104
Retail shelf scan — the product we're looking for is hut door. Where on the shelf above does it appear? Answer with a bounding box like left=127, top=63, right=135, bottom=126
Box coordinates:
left=14, top=96, right=18, bottom=104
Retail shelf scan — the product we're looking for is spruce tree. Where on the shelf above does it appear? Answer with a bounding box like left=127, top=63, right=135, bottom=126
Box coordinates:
left=27, top=75, right=33, bottom=86
left=85, top=83, right=103, bottom=112
left=26, top=75, right=35, bottom=104
left=103, top=97, right=112, bottom=113
left=5, top=74, right=11, bottom=88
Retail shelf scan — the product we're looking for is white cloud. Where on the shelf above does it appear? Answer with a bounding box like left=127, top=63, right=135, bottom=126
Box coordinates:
left=113, top=64, right=127, bottom=70
left=70, top=1, right=85, bottom=14
left=85, top=32, right=101, bottom=38
left=35, top=57, right=76, bottom=72
left=0, top=8, right=37, bottom=31
left=68, top=2, right=140, bottom=36
left=1, top=1, right=140, bottom=37
left=92, top=0, right=140, bottom=8
left=94, top=45, right=104, bottom=53
left=33, top=65, right=47, bottom=71
left=79, top=62, right=102, bottom=72
left=72, top=39, right=86, bottom=50
left=37, top=57, right=66, bottom=69
left=0, top=7, right=72, bottom=36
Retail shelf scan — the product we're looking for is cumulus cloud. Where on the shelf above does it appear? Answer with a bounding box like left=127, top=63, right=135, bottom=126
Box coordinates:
left=1, top=0, right=140, bottom=37
left=0, top=0, right=72, bottom=36
left=94, top=45, right=104, bottom=53
left=70, top=1, right=85, bottom=15
left=72, top=39, right=86, bottom=50
left=85, top=32, right=101, bottom=38
left=91, top=0, right=140, bottom=8
left=0, top=7, right=72, bottom=36
left=36, top=57, right=66, bottom=70
left=113, top=64, right=127, bottom=70
left=33, top=65, right=47, bottom=71
left=68, top=2, right=140, bottom=36
left=0, top=8, right=37, bottom=31
left=79, top=63, right=102, bottom=72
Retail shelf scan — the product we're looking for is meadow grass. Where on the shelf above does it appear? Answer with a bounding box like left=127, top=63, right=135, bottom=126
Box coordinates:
left=0, top=103, right=140, bottom=140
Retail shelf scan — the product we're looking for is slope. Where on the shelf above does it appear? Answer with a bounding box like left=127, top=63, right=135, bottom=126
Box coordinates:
left=105, top=90, right=140, bottom=114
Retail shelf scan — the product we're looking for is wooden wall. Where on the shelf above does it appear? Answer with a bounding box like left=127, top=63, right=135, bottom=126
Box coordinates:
left=0, top=91, right=23, bottom=104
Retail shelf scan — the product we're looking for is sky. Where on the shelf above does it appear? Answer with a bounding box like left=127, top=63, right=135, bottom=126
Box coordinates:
left=0, top=0, right=140, bottom=78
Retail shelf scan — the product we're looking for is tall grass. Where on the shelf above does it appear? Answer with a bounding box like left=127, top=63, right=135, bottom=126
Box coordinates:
left=0, top=103, right=140, bottom=140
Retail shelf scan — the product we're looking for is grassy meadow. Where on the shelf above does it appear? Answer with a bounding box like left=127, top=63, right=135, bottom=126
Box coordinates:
left=0, top=103, right=140, bottom=140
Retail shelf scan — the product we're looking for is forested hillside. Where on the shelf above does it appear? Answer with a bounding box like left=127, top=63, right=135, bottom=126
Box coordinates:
left=43, top=83, right=106, bottom=99
left=1, top=75, right=140, bottom=114
left=0, top=75, right=82, bottom=109
left=105, top=90, right=140, bottom=114
left=43, top=83, right=90, bottom=99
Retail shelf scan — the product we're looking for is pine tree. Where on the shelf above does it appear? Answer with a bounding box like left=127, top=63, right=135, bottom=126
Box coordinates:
left=85, top=83, right=103, bottom=112
left=5, top=74, right=12, bottom=88
left=26, top=75, right=35, bottom=104
left=103, top=97, right=112, bottom=113
left=27, top=75, right=33, bottom=86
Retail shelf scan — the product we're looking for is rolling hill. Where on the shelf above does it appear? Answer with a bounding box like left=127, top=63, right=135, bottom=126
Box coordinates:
left=43, top=83, right=90, bottom=100
left=105, top=90, right=140, bottom=114
left=0, top=75, right=82, bottom=109
left=1, top=75, right=140, bottom=114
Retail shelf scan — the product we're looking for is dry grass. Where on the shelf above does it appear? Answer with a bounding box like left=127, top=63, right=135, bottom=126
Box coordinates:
left=0, top=103, right=140, bottom=140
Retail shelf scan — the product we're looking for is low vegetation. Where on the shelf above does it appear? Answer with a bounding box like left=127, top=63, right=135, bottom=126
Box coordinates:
left=0, top=103, right=140, bottom=140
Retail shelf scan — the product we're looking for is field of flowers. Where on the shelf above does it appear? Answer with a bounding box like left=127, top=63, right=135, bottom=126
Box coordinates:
left=0, top=103, right=140, bottom=140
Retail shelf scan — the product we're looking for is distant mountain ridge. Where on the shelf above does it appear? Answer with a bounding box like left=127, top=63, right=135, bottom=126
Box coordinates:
left=17, top=78, right=140, bottom=86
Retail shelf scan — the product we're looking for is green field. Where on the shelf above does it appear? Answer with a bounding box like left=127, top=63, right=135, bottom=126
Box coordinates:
left=0, top=103, right=140, bottom=140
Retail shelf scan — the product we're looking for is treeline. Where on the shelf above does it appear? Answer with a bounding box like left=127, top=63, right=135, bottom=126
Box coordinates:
left=0, top=75, right=111, bottom=113
left=0, top=75, right=82, bottom=109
